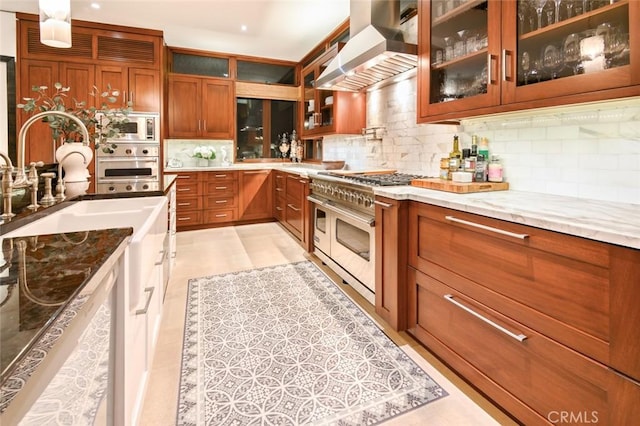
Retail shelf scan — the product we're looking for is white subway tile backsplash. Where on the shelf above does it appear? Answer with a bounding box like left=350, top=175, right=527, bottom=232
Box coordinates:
left=323, top=73, right=639, bottom=204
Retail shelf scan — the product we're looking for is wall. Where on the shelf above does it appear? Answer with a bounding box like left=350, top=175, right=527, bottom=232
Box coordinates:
left=164, top=139, right=234, bottom=168
left=322, top=15, right=640, bottom=205
left=1, top=11, right=16, bottom=155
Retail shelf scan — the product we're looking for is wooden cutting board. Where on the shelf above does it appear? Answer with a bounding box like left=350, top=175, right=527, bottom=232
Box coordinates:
left=411, top=178, right=509, bottom=193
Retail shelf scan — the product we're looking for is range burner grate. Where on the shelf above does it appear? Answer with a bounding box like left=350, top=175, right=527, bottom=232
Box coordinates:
left=342, top=173, right=427, bottom=186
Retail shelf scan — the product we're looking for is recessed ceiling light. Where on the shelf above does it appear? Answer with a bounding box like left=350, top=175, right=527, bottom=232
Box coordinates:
left=241, top=25, right=247, bottom=32
left=90, top=3, right=100, bottom=9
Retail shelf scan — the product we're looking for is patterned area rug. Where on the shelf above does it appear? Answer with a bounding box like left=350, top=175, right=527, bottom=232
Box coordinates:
left=177, top=261, right=447, bottom=425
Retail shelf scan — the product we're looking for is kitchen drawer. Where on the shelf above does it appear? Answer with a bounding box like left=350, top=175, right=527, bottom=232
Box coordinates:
left=274, top=172, right=285, bottom=191
left=203, top=195, right=236, bottom=210
left=206, top=170, right=238, bottom=183
left=204, top=208, right=236, bottom=223
left=274, top=197, right=285, bottom=222
left=408, top=267, right=640, bottom=426
left=176, top=210, right=202, bottom=227
left=204, top=181, right=237, bottom=197
left=172, top=172, right=201, bottom=183
left=285, top=173, right=303, bottom=195
left=285, top=201, right=303, bottom=235
left=174, top=196, right=202, bottom=212
left=408, top=202, right=610, bottom=364
left=175, top=181, right=202, bottom=197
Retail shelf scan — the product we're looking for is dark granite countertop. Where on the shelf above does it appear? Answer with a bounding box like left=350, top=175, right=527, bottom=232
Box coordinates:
left=0, top=227, right=132, bottom=411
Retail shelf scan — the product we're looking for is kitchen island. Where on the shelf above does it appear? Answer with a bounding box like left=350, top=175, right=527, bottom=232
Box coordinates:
left=0, top=228, right=131, bottom=423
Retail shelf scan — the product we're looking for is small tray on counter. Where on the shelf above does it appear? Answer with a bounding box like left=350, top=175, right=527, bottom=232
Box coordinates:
left=411, top=178, right=509, bottom=193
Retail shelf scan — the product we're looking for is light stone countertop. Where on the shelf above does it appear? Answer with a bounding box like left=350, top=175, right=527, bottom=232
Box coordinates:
left=375, top=186, right=640, bottom=250
left=164, top=163, right=639, bottom=249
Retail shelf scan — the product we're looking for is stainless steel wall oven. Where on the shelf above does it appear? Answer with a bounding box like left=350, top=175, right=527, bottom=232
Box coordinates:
left=95, top=112, right=160, bottom=194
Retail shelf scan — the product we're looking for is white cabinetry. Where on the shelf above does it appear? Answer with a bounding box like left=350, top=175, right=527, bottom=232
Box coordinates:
left=117, top=198, right=168, bottom=426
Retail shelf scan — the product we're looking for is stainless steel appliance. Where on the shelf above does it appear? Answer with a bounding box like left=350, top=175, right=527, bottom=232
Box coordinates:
left=95, top=112, right=160, bottom=194
left=308, top=172, right=424, bottom=304
left=95, top=111, right=159, bottom=142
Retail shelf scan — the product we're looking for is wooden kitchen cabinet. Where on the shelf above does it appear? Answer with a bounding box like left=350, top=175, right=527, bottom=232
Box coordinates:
left=374, top=196, right=409, bottom=331
left=96, top=65, right=160, bottom=112
left=418, top=0, right=640, bottom=123
left=406, top=201, right=640, bottom=423
left=16, top=14, right=163, bottom=168
left=168, top=75, right=234, bottom=139
left=273, top=171, right=312, bottom=251
left=239, top=170, right=273, bottom=221
left=203, top=171, right=239, bottom=224
left=300, top=44, right=366, bottom=137
left=18, top=60, right=96, bottom=165
left=169, top=172, right=203, bottom=229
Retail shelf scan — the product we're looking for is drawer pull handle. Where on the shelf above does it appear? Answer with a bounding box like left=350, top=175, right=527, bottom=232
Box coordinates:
left=215, top=214, right=228, bottom=218
left=136, top=287, right=155, bottom=315
left=275, top=206, right=283, bottom=211
left=177, top=217, right=192, bottom=221
left=374, top=200, right=393, bottom=209
left=215, top=200, right=228, bottom=204
left=177, top=188, right=191, bottom=192
left=275, top=188, right=284, bottom=192
left=215, top=186, right=228, bottom=190
left=215, top=174, right=227, bottom=178
left=177, top=202, right=191, bottom=206
left=287, top=203, right=301, bottom=212
left=177, top=175, right=191, bottom=179
left=444, top=294, right=527, bottom=342
left=444, top=216, right=529, bottom=240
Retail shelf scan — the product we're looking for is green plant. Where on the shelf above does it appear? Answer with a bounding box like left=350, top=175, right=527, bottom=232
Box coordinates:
left=17, top=82, right=133, bottom=152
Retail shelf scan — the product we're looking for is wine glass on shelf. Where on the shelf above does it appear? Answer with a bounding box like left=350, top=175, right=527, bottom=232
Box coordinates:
left=554, top=0, right=563, bottom=23
left=533, top=0, right=548, bottom=30
left=563, top=33, right=581, bottom=75
left=542, top=44, right=562, bottom=79
left=518, top=1, right=529, bottom=34
left=565, top=0, right=575, bottom=18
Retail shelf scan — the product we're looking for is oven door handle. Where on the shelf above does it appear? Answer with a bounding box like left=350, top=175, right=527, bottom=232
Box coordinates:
left=307, top=195, right=375, bottom=227
left=97, top=158, right=159, bottom=163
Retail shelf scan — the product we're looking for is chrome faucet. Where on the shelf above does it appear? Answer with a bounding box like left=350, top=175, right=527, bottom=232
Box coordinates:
left=1, top=111, right=91, bottom=219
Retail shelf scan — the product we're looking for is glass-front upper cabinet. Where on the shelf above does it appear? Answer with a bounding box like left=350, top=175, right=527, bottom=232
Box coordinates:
left=418, top=0, right=502, bottom=119
left=504, top=0, right=634, bottom=104
left=418, top=0, right=639, bottom=123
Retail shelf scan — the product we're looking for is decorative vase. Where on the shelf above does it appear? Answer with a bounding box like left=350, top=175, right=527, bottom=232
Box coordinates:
left=208, top=159, right=217, bottom=167
left=55, top=142, right=93, bottom=197
left=196, top=158, right=208, bottom=167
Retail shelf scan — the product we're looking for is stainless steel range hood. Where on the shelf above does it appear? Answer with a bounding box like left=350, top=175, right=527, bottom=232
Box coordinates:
left=316, top=0, right=417, bottom=92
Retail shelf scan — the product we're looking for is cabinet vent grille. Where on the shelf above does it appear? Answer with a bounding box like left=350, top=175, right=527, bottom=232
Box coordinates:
left=97, top=37, right=156, bottom=63
left=27, top=28, right=93, bottom=58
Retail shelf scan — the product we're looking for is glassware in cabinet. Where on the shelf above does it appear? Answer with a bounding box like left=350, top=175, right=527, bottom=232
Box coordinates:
left=419, top=0, right=502, bottom=119
left=504, top=0, right=636, bottom=104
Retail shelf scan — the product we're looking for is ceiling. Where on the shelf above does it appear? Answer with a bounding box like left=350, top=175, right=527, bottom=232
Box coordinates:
left=0, top=0, right=351, bottom=62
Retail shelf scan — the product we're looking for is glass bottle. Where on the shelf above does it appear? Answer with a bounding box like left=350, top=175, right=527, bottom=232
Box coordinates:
left=488, top=155, right=503, bottom=182
left=449, top=135, right=462, bottom=173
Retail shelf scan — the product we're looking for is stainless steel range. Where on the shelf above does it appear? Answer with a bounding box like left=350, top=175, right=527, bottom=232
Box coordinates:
left=308, top=172, right=424, bottom=304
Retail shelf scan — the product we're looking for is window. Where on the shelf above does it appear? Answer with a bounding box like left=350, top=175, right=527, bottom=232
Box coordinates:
left=237, top=61, right=295, bottom=85
left=172, top=53, right=229, bottom=78
left=236, top=98, right=296, bottom=160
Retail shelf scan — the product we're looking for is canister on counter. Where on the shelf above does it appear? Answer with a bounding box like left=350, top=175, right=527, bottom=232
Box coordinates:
left=439, top=157, right=450, bottom=180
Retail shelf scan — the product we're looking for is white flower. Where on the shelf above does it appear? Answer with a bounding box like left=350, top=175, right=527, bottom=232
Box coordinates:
left=192, top=145, right=216, bottom=159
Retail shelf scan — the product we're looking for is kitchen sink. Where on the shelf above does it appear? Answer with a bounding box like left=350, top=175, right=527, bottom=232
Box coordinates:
left=2, top=196, right=168, bottom=310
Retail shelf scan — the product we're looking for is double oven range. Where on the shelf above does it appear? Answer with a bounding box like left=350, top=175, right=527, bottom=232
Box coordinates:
left=95, top=112, right=161, bottom=194
left=308, top=172, right=424, bottom=304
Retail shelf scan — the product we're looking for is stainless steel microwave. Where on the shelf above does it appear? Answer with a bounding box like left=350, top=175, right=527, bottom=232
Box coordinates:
left=96, top=111, right=159, bottom=143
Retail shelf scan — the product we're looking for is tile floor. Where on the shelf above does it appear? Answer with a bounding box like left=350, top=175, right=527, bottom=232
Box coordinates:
left=139, top=223, right=517, bottom=426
